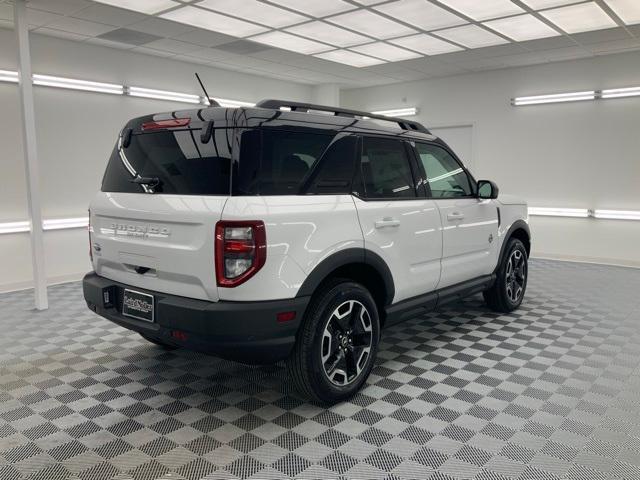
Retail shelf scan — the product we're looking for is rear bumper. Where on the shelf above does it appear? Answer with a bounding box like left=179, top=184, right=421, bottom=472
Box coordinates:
left=82, top=272, right=309, bottom=364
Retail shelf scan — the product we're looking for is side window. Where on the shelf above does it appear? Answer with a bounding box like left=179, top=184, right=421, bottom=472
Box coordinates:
left=305, top=136, right=357, bottom=195
left=360, top=137, right=416, bottom=199
left=415, top=143, right=473, bottom=198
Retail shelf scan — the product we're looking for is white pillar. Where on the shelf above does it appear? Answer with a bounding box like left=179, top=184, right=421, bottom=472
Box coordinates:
left=14, top=0, right=48, bottom=310
left=312, top=84, right=341, bottom=107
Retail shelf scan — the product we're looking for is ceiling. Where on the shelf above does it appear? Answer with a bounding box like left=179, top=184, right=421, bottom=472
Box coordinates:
left=1, top=0, right=639, bottom=87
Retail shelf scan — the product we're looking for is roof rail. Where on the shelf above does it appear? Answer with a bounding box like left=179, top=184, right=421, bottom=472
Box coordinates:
left=255, top=99, right=430, bottom=134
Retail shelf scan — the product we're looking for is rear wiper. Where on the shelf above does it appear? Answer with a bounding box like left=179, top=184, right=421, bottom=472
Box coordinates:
left=130, top=176, right=161, bottom=188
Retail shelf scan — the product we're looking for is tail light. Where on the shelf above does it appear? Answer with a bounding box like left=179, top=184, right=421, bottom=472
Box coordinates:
left=215, top=221, right=266, bottom=287
left=88, top=210, right=93, bottom=262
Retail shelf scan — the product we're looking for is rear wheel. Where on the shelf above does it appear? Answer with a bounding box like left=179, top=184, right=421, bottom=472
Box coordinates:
left=288, top=280, right=380, bottom=404
left=139, top=333, right=178, bottom=350
left=484, top=238, right=528, bottom=313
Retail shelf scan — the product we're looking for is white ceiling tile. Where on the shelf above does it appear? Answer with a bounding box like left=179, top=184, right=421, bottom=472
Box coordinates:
left=131, top=46, right=177, bottom=57
left=286, top=21, right=370, bottom=47
left=389, top=33, right=463, bottom=55
left=187, top=47, right=237, bottom=61
left=540, top=3, right=618, bottom=34
left=267, top=0, right=355, bottom=17
left=484, top=14, right=561, bottom=41
left=437, top=0, right=524, bottom=21
left=198, top=0, right=308, bottom=28
left=520, top=0, right=582, bottom=9
left=26, top=0, right=90, bottom=15
left=589, top=38, right=640, bottom=54
left=351, top=0, right=388, bottom=4
left=605, top=0, right=640, bottom=25
left=170, top=29, right=235, bottom=47
left=85, top=37, right=136, bottom=49
left=174, top=54, right=213, bottom=65
left=34, top=26, right=91, bottom=41
left=128, top=17, right=195, bottom=37
left=142, top=38, right=201, bottom=54
left=250, top=31, right=332, bottom=54
left=161, top=6, right=268, bottom=37
left=71, top=4, right=148, bottom=26
left=435, top=24, right=509, bottom=48
left=327, top=10, right=417, bottom=40
left=314, top=49, right=386, bottom=67
left=44, top=16, right=116, bottom=36
left=89, top=0, right=178, bottom=15
left=350, top=42, right=422, bottom=61
left=23, top=8, right=66, bottom=28
left=374, top=0, right=467, bottom=31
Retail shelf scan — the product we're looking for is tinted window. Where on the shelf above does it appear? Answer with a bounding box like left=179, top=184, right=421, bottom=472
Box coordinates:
left=361, top=137, right=416, bottom=198
left=415, top=143, right=473, bottom=198
left=305, top=136, right=357, bottom=195
left=235, top=129, right=333, bottom=195
left=102, top=129, right=231, bottom=195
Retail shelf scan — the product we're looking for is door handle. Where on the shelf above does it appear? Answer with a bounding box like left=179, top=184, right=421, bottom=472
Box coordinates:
left=447, top=212, right=465, bottom=221
left=375, top=218, right=400, bottom=229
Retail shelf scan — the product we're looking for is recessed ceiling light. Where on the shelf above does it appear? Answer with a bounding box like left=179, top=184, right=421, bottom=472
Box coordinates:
left=540, top=3, right=618, bottom=33
left=437, top=0, right=524, bottom=21
left=250, top=31, right=332, bottom=54
left=484, top=14, right=561, bottom=41
left=435, top=24, right=509, bottom=48
left=374, top=0, right=466, bottom=31
left=327, top=10, right=417, bottom=39
left=605, top=0, right=640, bottom=25
left=350, top=42, right=422, bottom=62
left=389, top=34, right=463, bottom=55
left=520, top=0, right=578, bottom=8
left=161, top=6, right=268, bottom=37
left=286, top=22, right=370, bottom=47
left=267, top=0, right=355, bottom=17
left=92, top=0, right=178, bottom=15
left=314, top=49, right=386, bottom=67
left=197, top=0, right=308, bottom=28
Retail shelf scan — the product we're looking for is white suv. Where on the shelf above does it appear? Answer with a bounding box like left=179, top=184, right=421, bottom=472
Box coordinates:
left=83, top=99, right=530, bottom=403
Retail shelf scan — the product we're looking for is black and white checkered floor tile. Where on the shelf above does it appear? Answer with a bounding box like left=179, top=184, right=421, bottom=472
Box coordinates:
left=1, top=259, right=640, bottom=480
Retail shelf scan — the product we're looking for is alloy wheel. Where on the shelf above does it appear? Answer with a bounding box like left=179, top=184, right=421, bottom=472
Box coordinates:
left=505, top=249, right=526, bottom=303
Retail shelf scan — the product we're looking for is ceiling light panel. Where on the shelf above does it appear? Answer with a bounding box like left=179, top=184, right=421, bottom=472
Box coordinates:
left=437, top=0, right=524, bottom=21
left=350, top=42, right=422, bottom=61
left=314, top=49, right=386, bottom=67
left=0, top=69, right=19, bottom=83
left=540, top=3, right=617, bottom=34
left=267, top=0, right=355, bottom=17
left=605, top=0, right=640, bottom=25
left=484, top=14, right=560, bottom=41
left=374, top=0, right=466, bottom=31
left=93, top=0, right=178, bottom=15
left=286, top=22, right=370, bottom=47
left=161, top=6, right=268, bottom=37
left=601, top=86, right=640, bottom=98
left=198, top=0, right=308, bottom=28
left=520, top=0, right=579, bottom=9
left=389, top=33, right=463, bottom=55
left=327, top=10, right=417, bottom=40
left=250, top=31, right=332, bottom=54
left=435, top=24, right=509, bottom=48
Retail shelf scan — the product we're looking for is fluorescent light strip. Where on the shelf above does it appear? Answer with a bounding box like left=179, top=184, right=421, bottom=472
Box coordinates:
left=43, top=217, right=89, bottom=231
left=528, top=207, right=590, bottom=218
left=0, top=69, right=19, bottom=83
left=593, top=210, right=640, bottom=221
left=128, top=86, right=202, bottom=104
left=513, top=91, right=595, bottom=106
left=33, top=74, right=124, bottom=95
left=0, top=221, right=31, bottom=234
left=212, top=98, right=256, bottom=108
left=601, top=87, right=640, bottom=99
left=371, top=107, right=417, bottom=117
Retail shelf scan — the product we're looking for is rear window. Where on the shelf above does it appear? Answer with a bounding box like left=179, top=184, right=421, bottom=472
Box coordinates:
left=101, top=128, right=231, bottom=195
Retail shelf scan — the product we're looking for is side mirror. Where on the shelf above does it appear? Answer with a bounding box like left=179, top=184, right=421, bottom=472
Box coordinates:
left=477, top=180, right=499, bottom=199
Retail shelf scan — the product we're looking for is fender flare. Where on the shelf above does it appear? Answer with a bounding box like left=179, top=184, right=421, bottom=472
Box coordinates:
left=497, top=220, right=531, bottom=266
left=295, top=248, right=395, bottom=305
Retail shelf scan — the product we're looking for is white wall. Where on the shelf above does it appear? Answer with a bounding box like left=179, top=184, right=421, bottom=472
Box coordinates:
left=0, top=28, right=313, bottom=292
left=342, top=50, right=640, bottom=266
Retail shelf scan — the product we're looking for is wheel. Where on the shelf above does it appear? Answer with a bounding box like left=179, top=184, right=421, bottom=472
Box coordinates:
left=484, top=238, right=528, bottom=313
left=139, top=333, right=178, bottom=350
left=288, top=280, right=380, bottom=404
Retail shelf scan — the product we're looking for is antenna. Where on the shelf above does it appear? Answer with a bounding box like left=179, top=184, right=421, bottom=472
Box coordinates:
left=195, top=73, right=220, bottom=107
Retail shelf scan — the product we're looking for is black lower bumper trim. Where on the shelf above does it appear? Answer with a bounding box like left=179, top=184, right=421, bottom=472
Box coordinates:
left=83, top=272, right=309, bottom=364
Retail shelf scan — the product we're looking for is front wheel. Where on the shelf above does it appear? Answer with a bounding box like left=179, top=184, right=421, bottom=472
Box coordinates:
left=288, top=280, right=380, bottom=404
left=484, top=238, right=528, bottom=313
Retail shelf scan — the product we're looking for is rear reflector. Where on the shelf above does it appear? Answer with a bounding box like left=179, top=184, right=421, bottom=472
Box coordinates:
left=141, top=118, right=190, bottom=131
left=171, top=330, right=188, bottom=341
left=277, top=311, right=296, bottom=323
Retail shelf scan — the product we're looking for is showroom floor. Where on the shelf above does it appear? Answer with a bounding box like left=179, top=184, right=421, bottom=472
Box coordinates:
left=1, top=260, right=640, bottom=480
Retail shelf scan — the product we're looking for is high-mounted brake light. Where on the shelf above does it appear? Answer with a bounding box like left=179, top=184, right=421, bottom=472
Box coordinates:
left=215, top=221, right=266, bottom=287
left=141, top=118, right=190, bottom=131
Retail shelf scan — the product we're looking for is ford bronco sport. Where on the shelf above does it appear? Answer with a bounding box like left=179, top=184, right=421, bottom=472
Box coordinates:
left=83, top=99, right=530, bottom=403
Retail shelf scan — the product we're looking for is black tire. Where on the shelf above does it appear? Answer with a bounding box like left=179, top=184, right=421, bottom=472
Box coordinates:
left=288, top=279, right=380, bottom=404
left=484, top=238, right=528, bottom=313
left=139, top=333, right=178, bottom=350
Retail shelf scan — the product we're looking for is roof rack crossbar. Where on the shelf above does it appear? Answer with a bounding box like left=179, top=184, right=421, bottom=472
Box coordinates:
left=256, top=99, right=430, bottom=134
